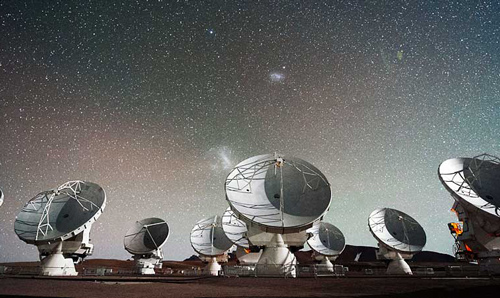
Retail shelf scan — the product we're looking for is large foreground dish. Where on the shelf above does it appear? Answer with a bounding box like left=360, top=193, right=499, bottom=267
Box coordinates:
left=14, top=181, right=106, bottom=244
left=439, top=155, right=500, bottom=219
left=14, top=181, right=106, bottom=276
left=225, top=154, right=331, bottom=233
left=439, top=154, right=500, bottom=273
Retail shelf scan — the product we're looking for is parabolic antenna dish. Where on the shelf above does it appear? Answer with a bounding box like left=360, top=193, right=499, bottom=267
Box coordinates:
left=0, top=188, right=4, bottom=207
left=225, top=154, right=331, bottom=233
left=14, top=181, right=106, bottom=244
left=124, top=218, right=169, bottom=255
left=190, top=215, right=233, bottom=257
left=438, top=154, right=500, bottom=218
left=222, top=208, right=249, bottom=248
left=368, top=208, right=426, bottom=254
left=307, top=222, right=345, bottom=257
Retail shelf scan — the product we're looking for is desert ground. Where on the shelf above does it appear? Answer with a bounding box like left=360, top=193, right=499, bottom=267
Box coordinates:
left=1, top=276, right=500, bottom=298
left=1, top=253, right=497, bottom=297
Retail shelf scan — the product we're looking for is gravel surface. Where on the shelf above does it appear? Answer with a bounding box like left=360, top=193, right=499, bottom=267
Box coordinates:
left=1, top=276, right=500, bottom=297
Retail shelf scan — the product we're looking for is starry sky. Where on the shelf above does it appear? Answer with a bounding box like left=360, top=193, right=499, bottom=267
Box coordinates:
left=1, top=1, right=499, bottom=262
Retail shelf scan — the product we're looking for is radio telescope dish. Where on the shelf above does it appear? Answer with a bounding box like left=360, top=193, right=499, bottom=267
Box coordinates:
left=124, top=218, right=169, bottom=255
left=368, top=208, right=426, bottom=275
left=225, top=154, right=331, bottom=233
left=124, top=217, right=169, bottom=275
left=439, top=154, right=500, bottom=218
left=307, top=222, right=345, bottom=273
left=307, top=222, right=345, bottom=257
left=15, top=181, right=106, bottom=243
left=0, top=188, right=3, bottom=207
left=222, top=208, right=249, bottom=248
left=369, top=208, right=426, bottom=253
left=190, top=215, right=233, bottom=276
left=439, top=154, right=500, bottom=273
left=14, top=181, right=106, bottom=276
left=191, top=215, right=232, bottom=256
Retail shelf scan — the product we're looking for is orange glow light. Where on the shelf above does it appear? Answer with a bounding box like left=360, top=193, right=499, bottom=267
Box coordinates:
left=448, top=222, right=463, bottom=235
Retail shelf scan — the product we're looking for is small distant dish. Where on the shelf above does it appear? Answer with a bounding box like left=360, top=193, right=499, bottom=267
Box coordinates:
left=0, top=188, right=4, bottom=207
left=221, top=208, right=249, bottom=248
left=225, top=154, right=331, bottom=233
left=190, top=215, right=233, bottom=257
left=307, top=222, right=345, bottom=257
left=124, top=218, right=169, bottom=255
left=368, top=208, right=426, bottom=254
left=124, top=217, right=169, bottom=275
left=190, top=215, right=233, bottom=276
left=368, top=208, right=426, bottom=275
left=439, top=154, right=500, bottom=218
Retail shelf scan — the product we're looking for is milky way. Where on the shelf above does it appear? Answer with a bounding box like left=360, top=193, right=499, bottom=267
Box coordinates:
left=1, top=1, right=499, bottom=262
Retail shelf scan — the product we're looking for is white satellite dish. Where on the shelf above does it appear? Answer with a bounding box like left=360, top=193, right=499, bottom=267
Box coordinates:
left=439, top=155, right=500, bottom=219
left=225, top=154, right=331, bottom=233
left=439, top=154, right=500, bottom=273
left=307, top=222, right=345, bottom=272
left=190, top=215, right=233, bottom=276
left=0, top=188, right=4, bottom=207
left=222, top=208, right=249, bottom=248
left=225, top=154, right=331, bottom=277
left=14, top=181, right=106, bottom=276
left=124, top=217, right=169, bottom=275
left=368, top=208, right=426, bottom=275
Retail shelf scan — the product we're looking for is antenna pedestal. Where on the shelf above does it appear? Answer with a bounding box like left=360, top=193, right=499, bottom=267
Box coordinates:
left=38, top=227, right=94, bottom=264
left=133, top=249, right=163, bottom=275
left=377, top=246, right=413, bottom=275
left=134, top=257, right=161, bottom=275
left=135, top=258, right=158, bottom=275
left=69, top=227, right=94, bottom=261
left=205, top=257, right=221, bottom=276
left=387, top=258, right=412, bottom=275
left=255, top=234, right=297, bottom=277
left=40, top=243, right=77, bottom=276
left=318, top=256, right=334, bottom=273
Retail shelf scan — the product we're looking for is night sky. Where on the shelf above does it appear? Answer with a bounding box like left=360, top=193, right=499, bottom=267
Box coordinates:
left=1, top=1, right=499, bottom=262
